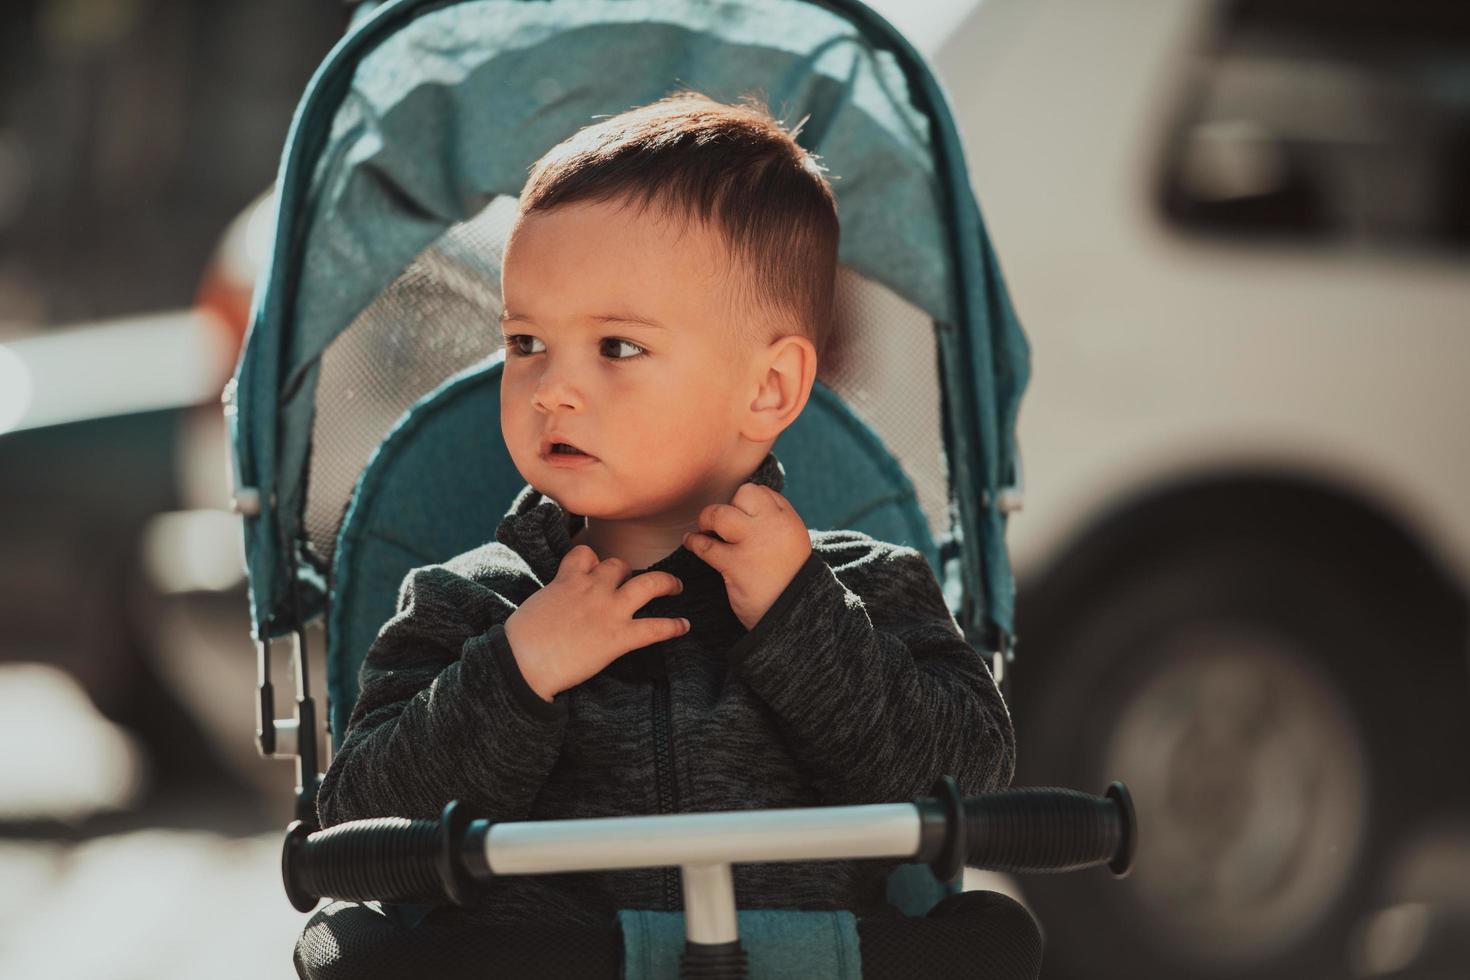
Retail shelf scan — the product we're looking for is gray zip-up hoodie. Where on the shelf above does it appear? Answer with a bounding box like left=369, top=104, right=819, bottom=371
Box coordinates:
left=316, top=454, right=1016, bottom=926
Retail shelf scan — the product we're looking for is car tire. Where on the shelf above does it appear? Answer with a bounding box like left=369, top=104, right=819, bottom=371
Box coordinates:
left=1011, top=539, right=1450, bottom=980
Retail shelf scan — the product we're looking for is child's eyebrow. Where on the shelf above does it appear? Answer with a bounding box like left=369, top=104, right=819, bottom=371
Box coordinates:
left=589, top=312, right=668, bottom=330
left=499, top=310, right=668, bottom=330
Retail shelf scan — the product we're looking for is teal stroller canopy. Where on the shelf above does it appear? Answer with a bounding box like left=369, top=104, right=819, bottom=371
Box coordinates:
left=230, top=0, right=1030, bottom=670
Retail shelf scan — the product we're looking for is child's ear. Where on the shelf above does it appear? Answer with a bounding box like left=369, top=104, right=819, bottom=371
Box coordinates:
left=742, top=334, right=817, bottom=443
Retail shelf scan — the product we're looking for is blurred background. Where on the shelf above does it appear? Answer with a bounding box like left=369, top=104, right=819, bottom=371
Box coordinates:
left=1, top=0, right=1466, bottom=978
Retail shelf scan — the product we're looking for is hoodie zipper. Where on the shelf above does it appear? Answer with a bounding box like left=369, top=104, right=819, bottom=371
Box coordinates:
left=650, top=653, right=681, bottom=911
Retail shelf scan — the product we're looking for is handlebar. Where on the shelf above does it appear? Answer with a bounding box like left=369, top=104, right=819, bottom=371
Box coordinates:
left=282, top=780, right=1135, bottom=913
left=960, top=781, right=1135, bottom=877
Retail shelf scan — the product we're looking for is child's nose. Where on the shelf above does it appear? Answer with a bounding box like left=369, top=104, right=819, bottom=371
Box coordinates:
left=531, top=368, right=584, bottom=413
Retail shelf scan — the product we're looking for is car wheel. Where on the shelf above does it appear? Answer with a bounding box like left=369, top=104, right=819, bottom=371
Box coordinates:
left=1012, top=541, right=1437, bottom=980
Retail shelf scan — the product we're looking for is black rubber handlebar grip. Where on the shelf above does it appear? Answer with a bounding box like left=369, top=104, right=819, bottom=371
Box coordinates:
left=966, top=782, right=1135, bottom=877
left=281, top=801, right=480, bottom=912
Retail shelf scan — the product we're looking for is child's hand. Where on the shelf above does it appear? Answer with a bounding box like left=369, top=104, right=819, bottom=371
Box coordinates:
left=504, top=546, right=688, bottom=702
left=684, top=483, right=812, bottom=630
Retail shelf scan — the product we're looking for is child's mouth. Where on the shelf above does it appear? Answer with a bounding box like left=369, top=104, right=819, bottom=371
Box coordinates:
left=543, top=440, right=597, bottom=465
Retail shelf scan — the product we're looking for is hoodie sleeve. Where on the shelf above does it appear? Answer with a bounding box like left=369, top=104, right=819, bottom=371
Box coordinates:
left=726, top=532, right=1015, bottom=806
left=316, top=546, right=569, bottom=827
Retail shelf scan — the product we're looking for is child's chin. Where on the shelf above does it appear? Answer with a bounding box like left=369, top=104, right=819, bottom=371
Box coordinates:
left=537, top=484, right=611, bottom=517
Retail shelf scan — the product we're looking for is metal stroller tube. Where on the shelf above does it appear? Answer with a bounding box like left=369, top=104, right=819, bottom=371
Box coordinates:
left=282, top=780, right=1135, bottom=980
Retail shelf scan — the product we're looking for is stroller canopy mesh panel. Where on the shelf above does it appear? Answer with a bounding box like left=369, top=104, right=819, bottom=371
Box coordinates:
left=302, top=197, right=516, bottom=567
left=234, top=0, right=1029, bottom=648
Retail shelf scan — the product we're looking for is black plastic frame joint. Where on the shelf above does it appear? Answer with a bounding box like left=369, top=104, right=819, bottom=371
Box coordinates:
left=256, top=681, right=276, bottom=757
left=1105, top=781, right=1137, bottom=878
left=460, top=817, right=495, bottom=882
left=679, top=938, right=748, bottom=980
left=437, top=800, right=478, bottom=905
left=916, top=775, right=965, bottom=884
left=281, top=820, right=318, bottom=913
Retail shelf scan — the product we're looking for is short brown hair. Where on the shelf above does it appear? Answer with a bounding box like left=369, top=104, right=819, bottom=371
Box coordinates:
left=518, top=92, right=839, bottom=355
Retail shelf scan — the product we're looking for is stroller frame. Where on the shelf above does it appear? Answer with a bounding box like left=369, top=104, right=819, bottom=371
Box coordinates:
left=227, top=1, right=1102, bottom=976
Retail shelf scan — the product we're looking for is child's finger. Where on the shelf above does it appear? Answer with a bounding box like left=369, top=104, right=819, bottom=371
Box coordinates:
left=697, top=503, right=751, bottom=542
left=618, top=571, right=683, bottom=610
left=588, top=556, right=633, bottom=587
left=683, top=530, right=738, bottom=571
left=623, top=616, right=691, bottom=650
left=761, top=486, right=793, bottom=513
left=731, top=482, right=773, bottom=516
left=557, top=545, right=599, bottom=578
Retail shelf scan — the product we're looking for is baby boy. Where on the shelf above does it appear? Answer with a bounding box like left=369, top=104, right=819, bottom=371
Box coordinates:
left=316, top=93, right=1017, bottom=928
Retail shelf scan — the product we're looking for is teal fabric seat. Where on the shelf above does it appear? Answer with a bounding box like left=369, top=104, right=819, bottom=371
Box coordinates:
left=619, top=909, right=861, bottom=980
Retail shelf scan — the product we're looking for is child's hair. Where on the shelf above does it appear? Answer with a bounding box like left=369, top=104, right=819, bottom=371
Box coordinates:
left=519, top=91, right=839, bottom=357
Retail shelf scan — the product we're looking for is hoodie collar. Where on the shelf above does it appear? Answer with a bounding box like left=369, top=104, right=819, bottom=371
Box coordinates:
left=495, top=452, right=786, bottom=584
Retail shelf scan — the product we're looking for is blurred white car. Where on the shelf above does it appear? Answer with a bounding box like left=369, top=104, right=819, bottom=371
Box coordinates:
left=935, top=1, right=1470, bottom=978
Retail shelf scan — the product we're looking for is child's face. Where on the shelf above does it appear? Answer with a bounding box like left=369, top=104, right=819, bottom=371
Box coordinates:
left=499, top=196, right=763, bottom=522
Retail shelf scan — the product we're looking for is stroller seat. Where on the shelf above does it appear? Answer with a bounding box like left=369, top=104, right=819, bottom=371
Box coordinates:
left=230, top=0, right=1037, bottom=976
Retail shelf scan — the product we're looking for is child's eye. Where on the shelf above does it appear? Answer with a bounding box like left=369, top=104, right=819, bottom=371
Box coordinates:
left=506, top=335, right=546, bottom=356
left=600, top=338, right=647, bottom=360
left=505, top=334, right=643, bottom=359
